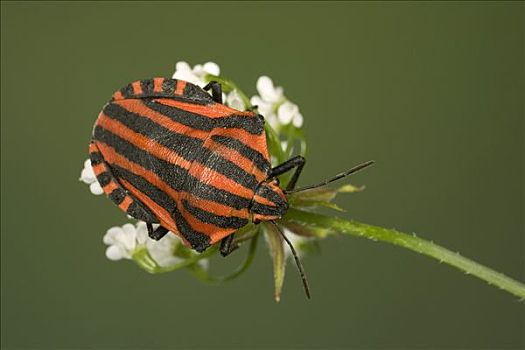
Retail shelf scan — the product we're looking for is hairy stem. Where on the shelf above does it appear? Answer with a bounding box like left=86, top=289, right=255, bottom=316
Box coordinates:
left=285, top=208, right=525, bottom=299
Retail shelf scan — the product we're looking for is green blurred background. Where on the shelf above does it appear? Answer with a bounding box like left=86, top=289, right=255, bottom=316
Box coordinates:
left=1, top=2, right=523, bottom=349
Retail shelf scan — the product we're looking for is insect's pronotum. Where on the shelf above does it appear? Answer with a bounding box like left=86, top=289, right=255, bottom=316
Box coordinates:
left=90, top=78, right=373, bottom=298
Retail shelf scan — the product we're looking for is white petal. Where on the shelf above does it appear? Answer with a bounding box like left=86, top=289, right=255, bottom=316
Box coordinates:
left=173, top=70, right=202, bottom=85
left=135, top=222, right=149, bottom=244
left=277, top=101, right=298, bottom=124
left=103, top=227, right=123, bottom=245
left=256, top=76, right=283, bottom=102
left=292, top=112, right=304, bottom=128
left=147, top=234, right=182, bottom=267
left=250, top=96, right=273, bottom=116
left=203, top=62, right=220, bottom=76
left=120, top=223, right=137, bottom=250
left=192, top=64, right=204, bottom=76
left=80, top=167, right=96, bottom=184
left=89, top=181, right=104, bottom=195
left=105, top=245, right=125, bottom=261
left=226, top=90, right=245, bottom=111
left=175, top=61, right=191, bottom=73
left=80, top=159, right=97, bottom=184
left=283, top=228, right=307, bottom=259
left=266, top=114, right=280, bottom=130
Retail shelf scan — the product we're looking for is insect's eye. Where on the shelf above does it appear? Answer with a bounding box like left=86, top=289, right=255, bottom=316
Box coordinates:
left=274, top=177, right=280, bottom=186
left=257, top=114, right=265, bottom=124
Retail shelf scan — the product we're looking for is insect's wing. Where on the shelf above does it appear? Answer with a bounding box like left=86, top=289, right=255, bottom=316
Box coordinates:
left=92, top=79, right=216, bottom=251
left=93, top=78, right=273, bottom=251
left=180, top=108, right=273, bottom=245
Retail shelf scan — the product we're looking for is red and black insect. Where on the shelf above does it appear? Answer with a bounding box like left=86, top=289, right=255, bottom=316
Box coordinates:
left=90, top=78, right=373, bottom=297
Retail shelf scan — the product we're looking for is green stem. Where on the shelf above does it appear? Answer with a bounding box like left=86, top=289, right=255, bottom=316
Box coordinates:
left=285, top=208, right=525, bottom=299
left=133, top=246, right=218, bottom=274
left=191, top=233, right=260, bottom=283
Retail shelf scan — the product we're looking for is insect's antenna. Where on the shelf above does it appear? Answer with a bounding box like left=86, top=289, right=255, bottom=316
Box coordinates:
left=285, top=160, right=375, bottom=194
left=269, top=221, right=311, bottom=299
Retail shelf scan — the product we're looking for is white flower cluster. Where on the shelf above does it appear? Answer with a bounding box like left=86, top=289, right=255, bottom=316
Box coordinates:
left=172, top=61, right=246, bottom=111
left=251, top=76, right=303, bottom=130
left=103, top=222, right=184, bottom=268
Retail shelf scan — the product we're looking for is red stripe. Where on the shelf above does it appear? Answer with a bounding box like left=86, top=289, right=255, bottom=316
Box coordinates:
left=96, top=114, right=255, bottom=199
left=115, top=99, right=209, bottom=140
left=96, top=142, right=250, bottom=221
left=119, top=178, right=180, bottom=236
left=175, top=80, right=186, bottom=95
left=153, top=98, right=256, bottom=119
left=153, top=78, right=164, bottom=93
left=132, top=81, right=143, bottom=95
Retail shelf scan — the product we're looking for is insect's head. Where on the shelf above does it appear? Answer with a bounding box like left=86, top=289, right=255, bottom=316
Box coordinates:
left=249, top=178, right=288, bottom=223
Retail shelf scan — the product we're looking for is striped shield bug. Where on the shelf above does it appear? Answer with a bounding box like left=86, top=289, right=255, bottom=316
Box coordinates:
left=90, top=78, right=373, bottom=298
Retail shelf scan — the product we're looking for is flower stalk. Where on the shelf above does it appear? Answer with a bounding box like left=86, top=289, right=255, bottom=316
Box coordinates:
left=284, top=208, right=525, bottom=300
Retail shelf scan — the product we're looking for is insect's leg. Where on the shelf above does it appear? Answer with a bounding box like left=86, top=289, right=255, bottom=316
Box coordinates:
left=202, top=81, right=223, bottom=103
left=147, top=223, right=169, bottom=241
left=268, top=155, right=306, bottom=191
left=219, top=234, right=239, bottom=257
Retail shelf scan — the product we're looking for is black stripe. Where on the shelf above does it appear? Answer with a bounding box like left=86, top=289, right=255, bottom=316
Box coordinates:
left=142, top=99, right=264, bottom=135
left=162, top=79, right=176, bottom=95
left=93, top=126, right=251, bottom=210
left=182, top=83, right=214, bottom=103
left=140, top=79, right=154, bottom=95
left=96, top=172, right=111, bottom=187
left=257, top=183, right=284, bottom=205
left=182, top=199, right=248, bottom=229
left=121, top=83, right=134, bottom=99
left=103, top=103, right=259, bottom=191
left=211, top=135, right=270, bottom=174
left=109, top=188, right=126, bottom=204
left=249, top=201, right=284, bottom=217
left=126, top=201, right=159, bottom=224
left=111, top=165, right=210, bottom=252
left=89, top=149, right=103, bottom=166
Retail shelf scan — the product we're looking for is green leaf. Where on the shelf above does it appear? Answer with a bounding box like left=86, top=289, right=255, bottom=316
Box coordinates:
left=289, top=199, right=346, bottom=212
left=263, top=223, right=286, bottom=302
left=280, top=220, right=331, bottom=239
left=290, top=183, right=364, bottom=203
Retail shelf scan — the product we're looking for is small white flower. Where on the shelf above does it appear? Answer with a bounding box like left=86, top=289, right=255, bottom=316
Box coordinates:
left=277, top=101, right=298, bottom=124
left=79, top=159, right=103, bottom=195
left=172, top=61, right=220, bottom=87
left=251, top=76, right=303, bottom=131
left=102, top=221, right=202, bottom=269
left=292, top=112, right=304, bottom=128
left=103, top=223, right=138, bottom=260
left=256, top=76, right=283, bottom=103
left=136, top=222, right=184, bottom=268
